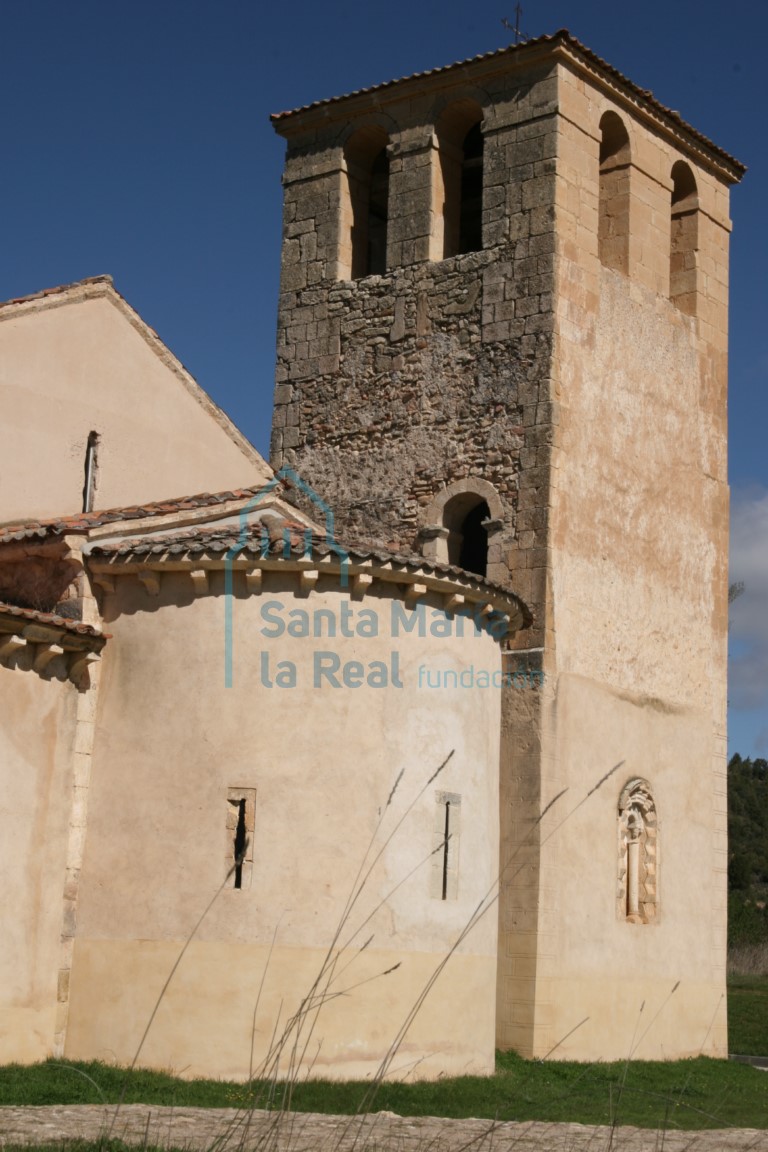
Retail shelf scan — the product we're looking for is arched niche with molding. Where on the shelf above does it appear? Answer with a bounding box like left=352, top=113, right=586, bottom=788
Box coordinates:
left=617, top=778, right=659, bottom=925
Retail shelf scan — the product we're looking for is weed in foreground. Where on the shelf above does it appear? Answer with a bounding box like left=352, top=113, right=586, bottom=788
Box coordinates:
left=4, top=757, right=761, bottom=1149
left=2, top=1054, right=767, bottom=1131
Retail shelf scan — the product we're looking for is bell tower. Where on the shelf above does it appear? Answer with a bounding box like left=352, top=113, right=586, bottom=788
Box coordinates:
left=270, top=31, right=744, bottom=1060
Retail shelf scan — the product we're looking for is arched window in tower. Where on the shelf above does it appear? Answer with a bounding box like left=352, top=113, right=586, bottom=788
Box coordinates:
left=458, top=122, right=483, bottom=255
left=442, top=493, right=490, bottom=578
left=367, top=147, right=389, bottom=276
left=431, top=101, right=484, bottom=260
left=339, top=126, right=390, bottom=280
left=670, top=160, right=699, bottom=315
left=598, top=111, right=631, bottom=274
left=617, top=779, right=658, bottom=924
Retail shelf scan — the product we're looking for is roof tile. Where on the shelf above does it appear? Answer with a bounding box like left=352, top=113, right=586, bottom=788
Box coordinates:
left=0, top=483, right=284, bottom=545
left=0, top=600, right=109, bottom=639
left=87, top=520, right=532, bottom=622
left=271, top=29, right=745, bottom=177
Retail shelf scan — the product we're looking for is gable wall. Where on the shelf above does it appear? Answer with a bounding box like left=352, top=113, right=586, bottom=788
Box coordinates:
left=0, top=291, right=271, bottom=523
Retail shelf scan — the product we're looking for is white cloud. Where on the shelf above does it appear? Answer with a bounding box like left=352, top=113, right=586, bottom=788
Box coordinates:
left=729, top=486, right=768, bottom=713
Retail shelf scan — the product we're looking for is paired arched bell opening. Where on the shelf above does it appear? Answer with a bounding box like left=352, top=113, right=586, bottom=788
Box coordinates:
left=597, top=109, right=701, bottom=315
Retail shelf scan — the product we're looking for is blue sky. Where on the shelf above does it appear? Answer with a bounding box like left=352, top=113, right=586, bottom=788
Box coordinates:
left=1, top=1, right=766, bottom=756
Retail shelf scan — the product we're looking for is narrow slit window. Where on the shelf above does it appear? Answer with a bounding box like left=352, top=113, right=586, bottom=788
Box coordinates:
left=82, top=431, right=100, bottom=514
left=441, top=800, right=451, bottom=900
left=431, top=791, right=461, bottom=900
left=233, top=799, right=247, bottom=888
left=226, top=787, right=255, bottom=889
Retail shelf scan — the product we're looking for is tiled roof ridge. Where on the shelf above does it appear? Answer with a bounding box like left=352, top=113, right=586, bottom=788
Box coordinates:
left=0, top=274, right=114, bottom=312
left=271, top=28, right=745, bottom=178
left=91, top=518, right=320, bottom=551
left=0, top=600, right=107, bottom=638
left=87, top=520, right=532, bottom=619
left=0, top=482, right=288, bottom=544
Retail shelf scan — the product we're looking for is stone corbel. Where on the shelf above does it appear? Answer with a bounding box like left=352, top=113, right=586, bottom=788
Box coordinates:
left=405, top=582, right=427, bottom=605
left=69, top=651, right=100, bottom=687
left=33, top=643, right=65, bottom=674
left=299, top=569, right=319, bottom=596
left=245, top=569, right=262, bottom=593
left=93, top=574, right=115, bottom=594
left=189, top=569, right=209, bottom=595
left=351, top=572, right=374, bottom=600
left=0, top=634, right=26, bottom=659
left=444, top=592, right=466, bottom=615
left=138, top=570, right=161, bottom=596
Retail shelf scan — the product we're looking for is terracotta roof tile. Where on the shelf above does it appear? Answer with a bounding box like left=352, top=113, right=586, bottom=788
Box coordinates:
left=0, top=275, right=114, bottom=311
left=87, top=520, right=533, bottom=624
left=0, top=484, right=285, bottom=545
left=271, top=28, right=745, bottom=178
left=0, top=600, right=108, bottom=639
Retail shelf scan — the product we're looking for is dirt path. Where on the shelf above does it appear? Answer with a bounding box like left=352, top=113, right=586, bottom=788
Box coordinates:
left=1, top=1105, right=767, bottom=1151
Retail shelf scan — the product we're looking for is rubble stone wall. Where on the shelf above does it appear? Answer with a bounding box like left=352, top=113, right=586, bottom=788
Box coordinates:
left=271, top=65, right=560, bottom=636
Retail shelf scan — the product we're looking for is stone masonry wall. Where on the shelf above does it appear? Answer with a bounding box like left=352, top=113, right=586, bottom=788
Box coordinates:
left=271, top=64, right=560, bottom=647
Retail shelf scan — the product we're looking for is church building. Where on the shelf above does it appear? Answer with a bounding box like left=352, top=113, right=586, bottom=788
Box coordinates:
left=0, top=30, right=745, bottom=1078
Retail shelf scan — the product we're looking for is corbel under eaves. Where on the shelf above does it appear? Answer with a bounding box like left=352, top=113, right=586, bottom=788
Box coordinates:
left=137, top=570, right=161, bottom=596
left=69, top=650, right=101, bottom=687
left=0, top=634, right=26, bottom=659
left=33, top=643, right=65, bottom=674
left=189, top=569, right=209, bottom=595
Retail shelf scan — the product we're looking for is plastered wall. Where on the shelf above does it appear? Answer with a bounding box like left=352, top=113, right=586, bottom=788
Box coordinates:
left=0, top=283, right=270, bottom=523
left=66, top=573, right=503, bottom=1079
left=516, top=65, right=733, bottom=1060
left=0, top=670, right=79, bottom=1061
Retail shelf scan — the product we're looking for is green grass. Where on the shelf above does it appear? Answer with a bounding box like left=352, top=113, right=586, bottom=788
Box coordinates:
left=0, top=1054, right=767, bottom=1131
left=0, top=1145, right=167, bottom=1152
left=728, top=973, right=768, bottom=1055
left=1, top=980, right=766, bottom=1135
